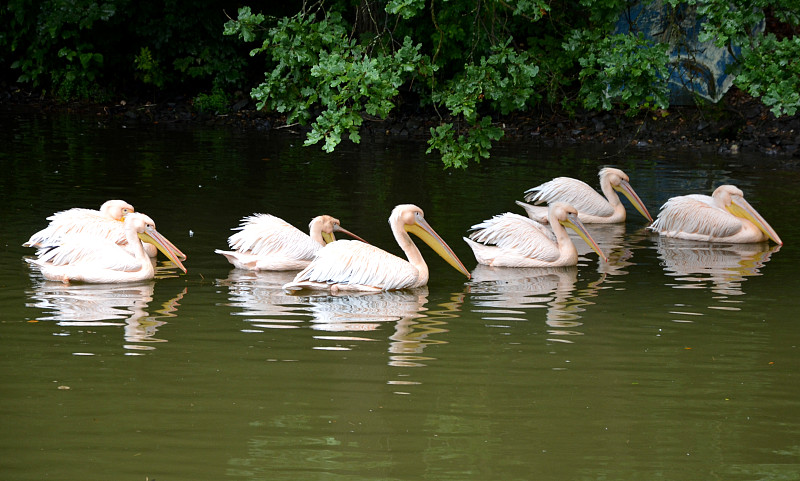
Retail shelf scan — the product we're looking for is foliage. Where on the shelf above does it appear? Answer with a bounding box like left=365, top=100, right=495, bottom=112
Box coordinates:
left=566, top=30, right=671, bottom=113
left=3, top=0, right=799, bottom=167
left=194, top=87, right=228, bottom=113
left=735, top=34, right=800, bottom=116
left=2, top=0, right=251, bottom=100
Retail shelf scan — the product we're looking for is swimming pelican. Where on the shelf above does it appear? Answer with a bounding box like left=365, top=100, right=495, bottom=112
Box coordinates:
left=24, top=200, right=186, bottom=261
left=517, top=167, right=653, bottom=224
left=24, top=200, right=135, bottom=248
left=215, top=214, right=367, bottom=271
left=463, top=203, right=608, bottom=267
left=283, top=204, right=471, bottom=292
left=647, top=185, right=783, bottom=244
left=26, top=213, right=187, bottom=283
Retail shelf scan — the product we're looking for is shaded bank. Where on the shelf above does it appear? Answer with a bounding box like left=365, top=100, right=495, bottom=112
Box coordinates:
left=3, top=84, right=799, bottom=162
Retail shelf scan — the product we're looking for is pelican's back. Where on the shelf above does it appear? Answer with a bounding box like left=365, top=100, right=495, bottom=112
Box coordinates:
left=285, top=240, right=419, bottom=291
left=228, top=214, right=321, bottom=259
left=25, top=209, right=127, bottom=248
left=525, top=177, right=615, bottom=217
left=649, top=195, right=742, bottom=240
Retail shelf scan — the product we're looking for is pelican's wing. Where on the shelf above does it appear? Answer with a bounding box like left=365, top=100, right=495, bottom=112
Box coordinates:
left=25, top=208, right=126, bottom=247
left=650, top=195, right=742, bottom=239
left=524, top=177, right=614, bottom=217
left=468, top=213, right=562, bottom=262
left=32, top=235, right=141, bottom=272
left=287, top=240, right=419, bottom=290
left=227, top=214, right=320, bottom=259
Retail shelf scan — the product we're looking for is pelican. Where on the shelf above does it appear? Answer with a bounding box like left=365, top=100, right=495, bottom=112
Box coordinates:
left=647, top=185, right=783, bottom=244
left=24, top=200, right=134, bottom=248
left=24, top=200, right=186, bottom=261
left=517, top=167, right=653, bottom=224
left=215, top=214, right=367, bottom=271
left=26, top=213, right=187, bottom=283
left=463, top=203, right=608, bottom=267
left=283, top=204, right=471, bottom=292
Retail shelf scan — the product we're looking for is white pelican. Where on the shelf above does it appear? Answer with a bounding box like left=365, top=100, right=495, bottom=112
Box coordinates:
left=26, top=213, right=187, bottom=283
left=647, top=185, right=783, bottom=244
left=517, top=167, right=653, bottom=224
left=283, top=204, right=471, bottom=292
left=24, top=200, right=187, bottom=261
left=215, top=214, right=367, bottom=271
left=463, top=203, right=608, bottom=267
left=24, top=200, right=134, bottom=248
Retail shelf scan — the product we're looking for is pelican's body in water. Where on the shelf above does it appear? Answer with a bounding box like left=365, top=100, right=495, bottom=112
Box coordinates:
left=517, top=168, right=652, bottom=224
left=216, top=214, right=366, bottom=271
left=647, top=185, right=782, bottom=244
left=283, top=204, right=471, bottom=292
left=464, top=203, right=607, bottom=267
left=27, top=213, right=187, bottom=283
left=24, top=200, right=186, bottom=261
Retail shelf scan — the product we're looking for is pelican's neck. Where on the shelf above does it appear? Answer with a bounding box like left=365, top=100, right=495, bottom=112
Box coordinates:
left=547, top=212, right=579, bottom=263
left=599, top=174, right=626, bottom=217
left=308, top=219, right=327, bottom=246
left=392, top=221, right=429, bottom=287
left=125, top=222, right=153, bottom=273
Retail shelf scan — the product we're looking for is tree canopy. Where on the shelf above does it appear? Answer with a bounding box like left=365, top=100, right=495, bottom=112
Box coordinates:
left=2, top=0, right=798, bottom=167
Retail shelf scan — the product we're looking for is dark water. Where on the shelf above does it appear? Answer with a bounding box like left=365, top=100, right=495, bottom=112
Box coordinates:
left=1, top=107, right=799, bottom=480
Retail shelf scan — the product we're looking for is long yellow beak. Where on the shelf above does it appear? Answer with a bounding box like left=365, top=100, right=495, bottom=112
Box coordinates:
left=615, top=180, right=653, bottom=223
left=405, top=214, right=471, bottom=279
left=728, top=196, right=783, bottom=245
left=561, top=213, right=608, bottom=262
left=327, top=224, right=369, bottom=245
left=139, top=226, right=188, bottom=273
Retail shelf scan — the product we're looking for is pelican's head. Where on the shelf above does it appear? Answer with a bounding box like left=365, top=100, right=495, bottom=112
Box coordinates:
left=128, top=213, right=188, bottom=273
left=553, top=203, right=608, bottom=262
left=310, top=215, right=368, bottom=244
left=714, top=185, right=783, bottom=245
left=392, top=204, right=471, bottom=279
left=100, top=200, right=135, bottom=221
left=601, top=167, right=653, bottom=223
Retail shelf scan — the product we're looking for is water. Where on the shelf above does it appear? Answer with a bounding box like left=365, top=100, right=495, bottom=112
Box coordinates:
left=1, top=107, right=799, bottom=480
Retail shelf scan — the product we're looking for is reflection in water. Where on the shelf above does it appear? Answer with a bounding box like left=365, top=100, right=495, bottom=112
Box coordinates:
left=25, top=280, right=186, bottom=352
left=579, top=223, right=636, bottom=276
left=217, top=269, right=302, bottom=329
left=218, top=271, right=454, bottom=367
left=655, top=237, right=780, bottom=296
left=468, top=265, right=602, bottom=343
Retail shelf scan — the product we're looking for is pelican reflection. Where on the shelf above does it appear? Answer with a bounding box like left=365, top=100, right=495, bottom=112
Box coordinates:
left=26, top=280, right=185, bottom=351
left=218, top=272, right=450, bottom=365
left=655, top=237, right=781, bottom=295
left=469, top=265, right=602, bottom=343
left=217, top=269, right=303, bottom=329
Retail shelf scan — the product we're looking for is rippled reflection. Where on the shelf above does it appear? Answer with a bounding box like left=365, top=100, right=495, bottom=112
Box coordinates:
left=468, top=265, right=602, bottom=343
left=655, top=236, right=781, bottom=295
left=25, top=280, right=186, bottom=352
left=216, top=269, right=303, bottom=329
left=218, top=271, right=450, bottom=366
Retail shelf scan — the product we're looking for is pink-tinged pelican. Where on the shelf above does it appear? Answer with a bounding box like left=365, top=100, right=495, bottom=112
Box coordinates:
left=215, top=214, right=367, bottom=271
left=517, top=167, right=653, bottom=224
left=283, top=204, right=471, bottom=292
left=24, top=200, right=135, bottom=248
left=647, top=185, right=783, bottom=244
left=463, top=203, right=608, bottom=267
left=26, top=213, right=187, bottom=283
left=24, top=200, right=187, bottom=261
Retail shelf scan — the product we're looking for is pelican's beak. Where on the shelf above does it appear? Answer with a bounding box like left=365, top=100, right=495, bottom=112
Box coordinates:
left=406, top=213, right=471, bottom=279
left=615, top=180, right=653, bottom=223
left=728, top=196, right=783, bottom=245
left=562, top=213, right=608, bottom=262
left=328, top=225, right=369, bottom=245
left=139, top=226, right=188, bottom=273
